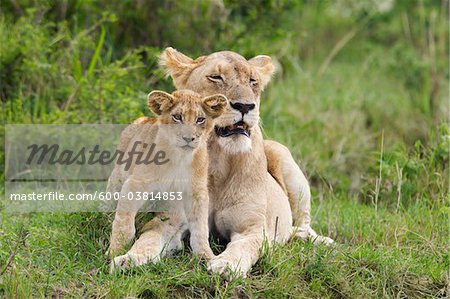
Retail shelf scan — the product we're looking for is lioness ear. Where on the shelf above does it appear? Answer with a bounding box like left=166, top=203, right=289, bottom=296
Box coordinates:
left=159, top=47, right=205, bottom=88
left=248, top=55, right=276, bottom=90
left=202, top=94, right=228, bottom=119
left=147, top=90, right=175, bottom=115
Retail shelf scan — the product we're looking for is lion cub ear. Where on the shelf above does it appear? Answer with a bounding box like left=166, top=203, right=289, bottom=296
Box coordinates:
left=248, top=55, right=276, bottom=90
left=202, top=94, right=228, bottom=119
left=147, top=90, right=175, bottom=115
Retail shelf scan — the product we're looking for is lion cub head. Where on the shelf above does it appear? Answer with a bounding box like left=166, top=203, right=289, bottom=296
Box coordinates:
left=159, top=47, right=275, bottom=154
left=147, top=89, right=227, bottom=150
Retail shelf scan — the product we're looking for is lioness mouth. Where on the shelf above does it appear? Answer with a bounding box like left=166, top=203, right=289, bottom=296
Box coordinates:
left=215, top=121, right=250, bottom=138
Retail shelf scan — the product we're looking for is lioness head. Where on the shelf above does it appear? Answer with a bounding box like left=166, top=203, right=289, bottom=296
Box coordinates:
left=160, top=48, right=275, bottom=153
left=147, top=89, right=227, bottom=150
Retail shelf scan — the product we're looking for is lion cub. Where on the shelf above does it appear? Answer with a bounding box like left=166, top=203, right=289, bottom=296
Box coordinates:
left=108, top=89, right=227, bottom=266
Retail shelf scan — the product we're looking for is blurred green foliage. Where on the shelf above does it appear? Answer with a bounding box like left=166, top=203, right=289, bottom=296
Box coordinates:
left=0, top=0, right=448, bottom=205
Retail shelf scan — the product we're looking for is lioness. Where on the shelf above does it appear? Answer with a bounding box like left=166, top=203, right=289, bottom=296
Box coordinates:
left=108, top=90, right=227, bottom=269
left=113, top=48, right=333, bottom=278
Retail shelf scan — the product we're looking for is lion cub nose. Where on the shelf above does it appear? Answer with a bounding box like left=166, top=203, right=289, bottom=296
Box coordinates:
left=182, top=136, right=195, bottom=143
left=230, top=102, right=255, bottom=114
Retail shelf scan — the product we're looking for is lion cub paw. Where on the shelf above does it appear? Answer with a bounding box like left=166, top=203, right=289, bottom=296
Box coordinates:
left=110, top=252, right=154, bottom=273
left=314, top=235, right=334, bottom=245
left=191, top=245, right=215, bottom=261
left=207, top=256, right=247, bottom=280
left=196, top=249, right=215, bottom=261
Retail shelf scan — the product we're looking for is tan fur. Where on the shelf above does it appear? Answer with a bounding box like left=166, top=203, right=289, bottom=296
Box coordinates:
left=108, top=90, right=227, bottom=270
left=115, top=48, right=333, bottom=278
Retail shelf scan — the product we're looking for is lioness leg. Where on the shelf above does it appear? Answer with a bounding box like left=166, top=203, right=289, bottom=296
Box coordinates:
left=111, top=212, right=187, bottom=271
left=264, top=140, right=333, bottom=244
left=264, top=140, right=311, bottom=226
left=207, top=176, right=292, bottom=279
left=207, top=203, right=267, bottom=279
left=208, top=228, right=263, bottom=279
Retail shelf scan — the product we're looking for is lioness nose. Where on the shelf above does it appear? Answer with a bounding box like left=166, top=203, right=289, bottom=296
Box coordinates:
left=182, top=136, right=195, bottom=143
left=230, top=102, right=255, bottom=114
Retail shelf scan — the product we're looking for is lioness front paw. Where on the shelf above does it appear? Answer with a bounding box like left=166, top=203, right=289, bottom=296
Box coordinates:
left=207, top=255, right=247, bottom=280
left=110, top=252, right=154, bottom=273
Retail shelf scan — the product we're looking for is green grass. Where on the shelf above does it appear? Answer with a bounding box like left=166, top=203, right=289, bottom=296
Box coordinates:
left=1, top=196, right=448, bottom=298
left=1, top=1, right=449, bottom=298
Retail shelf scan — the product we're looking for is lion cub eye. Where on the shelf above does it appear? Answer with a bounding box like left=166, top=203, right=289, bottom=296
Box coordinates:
left=172, top=114, right=182, bottom=123
left=250, top=77, right=258, bottom=86
left=196, top=117, right=206, bottom=125
left=207, top=75, right=224, bottom=83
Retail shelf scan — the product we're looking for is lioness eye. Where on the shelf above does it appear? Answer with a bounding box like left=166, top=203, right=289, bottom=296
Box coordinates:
left=207, top=75, right=224, bottom=83
left=172, top=114, right=182, bottom=122
left=196, top=117, right=206, bottom=125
